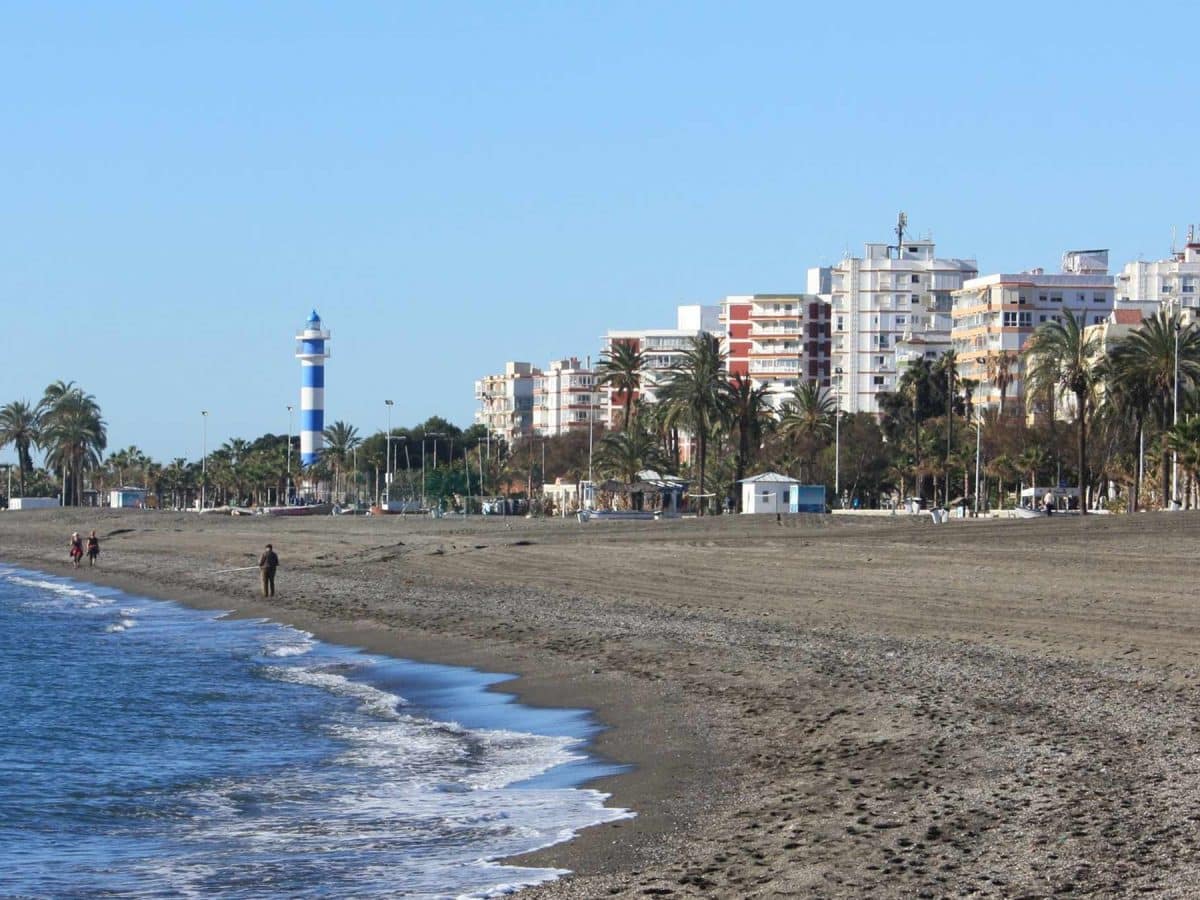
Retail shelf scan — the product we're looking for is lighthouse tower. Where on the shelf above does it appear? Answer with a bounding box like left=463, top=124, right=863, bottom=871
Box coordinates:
left=295, top=310, right=330, bottom=466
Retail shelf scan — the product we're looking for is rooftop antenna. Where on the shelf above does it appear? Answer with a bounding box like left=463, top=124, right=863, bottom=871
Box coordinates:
left=895, top=211, right=907, bottom=251
left=1172, top=225, right=1177, bottom=256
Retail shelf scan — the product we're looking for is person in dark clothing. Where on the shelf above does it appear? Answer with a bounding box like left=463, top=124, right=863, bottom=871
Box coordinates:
left=258, top=543, right=279, bottom=597
left=86, top=531, right=100, bottom=566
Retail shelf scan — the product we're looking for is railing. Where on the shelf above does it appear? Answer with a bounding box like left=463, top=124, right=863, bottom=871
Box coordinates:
left=751, top=323, right=802, bottom=335
left=749, top=359, right=800, bottom=373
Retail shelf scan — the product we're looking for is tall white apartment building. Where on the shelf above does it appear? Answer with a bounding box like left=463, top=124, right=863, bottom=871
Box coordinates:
left=952, top=250, right=1115, bottom=416
left=1113, top=226, right=1200, bottom=318
left=532, top=357, right=603, bottom=437
left=829, top=227, right=977, bottom=414
left=474, top=361, right=539, bottom=443
left=720, top=294, right=832, bottom=408
left=601, top=304, right=720, bottom=426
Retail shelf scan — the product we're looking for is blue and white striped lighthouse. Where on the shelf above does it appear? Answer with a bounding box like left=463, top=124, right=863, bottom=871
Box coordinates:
left=295, top=310, right=330, bottom=467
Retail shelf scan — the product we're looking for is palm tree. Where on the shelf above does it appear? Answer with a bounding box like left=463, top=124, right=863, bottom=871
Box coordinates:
left=779, top=381, right=834, bottom=482
left=1017, top=445, right=1049, bottom=494
left=1165, top=415, right=1200, bottom=509
left=594, top=426, right=667, bottom=486
left=39, top=384, right=106, bottom=506
left=724, top=374, right=774, bottom=509
left=596, top=341, right=646, bottom=432
left=985, top=453, right=1018, bottom=509
left=0, top=400, right=42, bottom=496
left=163, top=457, right=192, bottom=509
left=1023, top=314, right=1101, bottom=512
left=322, top=421, right=361, bottom=497
left=106, top=445, right=151, bottom=490
left=1107, top=311, right=1200, bottom=508
left=658, top=334, right=726, bottom=515
left=934, top=350, right=960, bottom=497
left=987, top=352, right=1017, bottom=417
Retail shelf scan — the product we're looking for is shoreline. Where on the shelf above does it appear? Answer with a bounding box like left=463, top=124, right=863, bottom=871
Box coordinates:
left=0, top=517, right=709, bottom=890
left=6, top=508, right=1200, bottom=896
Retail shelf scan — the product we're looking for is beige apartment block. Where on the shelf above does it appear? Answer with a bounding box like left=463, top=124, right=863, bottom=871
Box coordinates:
left=952, top=250, right=1114, bottom=417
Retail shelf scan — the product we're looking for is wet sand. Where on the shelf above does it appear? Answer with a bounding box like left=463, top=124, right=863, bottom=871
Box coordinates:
left=3, top=509, right=1200, bottom=897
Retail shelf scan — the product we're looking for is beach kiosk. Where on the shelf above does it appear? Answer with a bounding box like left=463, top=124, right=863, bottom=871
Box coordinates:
left=109, top=487, right=147, bottom=509
left=738, top=473, right=825, bottom=515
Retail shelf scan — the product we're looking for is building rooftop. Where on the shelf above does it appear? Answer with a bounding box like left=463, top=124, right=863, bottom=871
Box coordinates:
left=738, top=471, right=800, bottom=484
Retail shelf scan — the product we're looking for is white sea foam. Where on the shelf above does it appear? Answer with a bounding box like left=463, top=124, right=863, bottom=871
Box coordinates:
left=263, top=664, right=408, bottom=720
left=6, top=574, right=107, bottom=606
left=105, top=618, right=136, bottom=633
left=262, top=629, right=316, bottom=658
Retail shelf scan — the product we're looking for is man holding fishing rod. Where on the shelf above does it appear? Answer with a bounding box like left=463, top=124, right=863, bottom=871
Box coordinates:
left=258, top=543, right=279, bottom=597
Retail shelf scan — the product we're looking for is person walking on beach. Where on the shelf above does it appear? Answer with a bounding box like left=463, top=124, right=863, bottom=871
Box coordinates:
left=86, top=531, right=100, bottom=567
left=69, top=532, right=84, bottom=568
left=258, top=543, right=279, bottom=597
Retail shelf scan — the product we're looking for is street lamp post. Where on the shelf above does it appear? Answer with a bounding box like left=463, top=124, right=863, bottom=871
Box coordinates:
left=587, top=355, right=594, bottom=493
left=975, top=356, right=987, bottom=514
left=201, top=410, right=209, bottom=510
left=384, top=400, right=394, bottom=503
left=833, top=367, right=843, bottom=505
left=1173, top=315, right=1181, bottom=508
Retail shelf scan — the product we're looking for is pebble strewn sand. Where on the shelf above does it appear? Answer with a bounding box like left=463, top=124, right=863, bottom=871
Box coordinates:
left=4, top=509, right=1200, bottom=898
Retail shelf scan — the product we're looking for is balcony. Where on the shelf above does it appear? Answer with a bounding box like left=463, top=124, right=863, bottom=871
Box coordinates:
left=749, top=359, right=800, bottom=373
left=750, top=322, right=802, bottom=336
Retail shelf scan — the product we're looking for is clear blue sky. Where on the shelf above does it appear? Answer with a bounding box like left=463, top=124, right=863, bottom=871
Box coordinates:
left=3, top=1, right=1196, bottom=464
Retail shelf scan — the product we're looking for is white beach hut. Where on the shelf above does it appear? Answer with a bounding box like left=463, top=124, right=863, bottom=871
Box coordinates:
left=738, top=472, right=821, bottom=514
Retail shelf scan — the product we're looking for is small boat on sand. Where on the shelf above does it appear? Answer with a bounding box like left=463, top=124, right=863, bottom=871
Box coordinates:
left=260, top=503, right=333, bottom=517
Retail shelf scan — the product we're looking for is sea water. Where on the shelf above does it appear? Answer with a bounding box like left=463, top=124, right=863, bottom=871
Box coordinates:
left=0, top=564, right=629, bottom=898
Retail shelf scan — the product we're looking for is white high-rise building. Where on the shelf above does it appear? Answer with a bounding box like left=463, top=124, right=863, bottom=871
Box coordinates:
left=532, top=357, right=603, bottom=437
left=828, top=220, right=977, bottom=414
left=1113, top=226, right=1200, bottom=319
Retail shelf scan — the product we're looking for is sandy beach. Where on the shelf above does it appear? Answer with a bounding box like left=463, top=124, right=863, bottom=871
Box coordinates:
left=3, top=509, right=1200, bottom=897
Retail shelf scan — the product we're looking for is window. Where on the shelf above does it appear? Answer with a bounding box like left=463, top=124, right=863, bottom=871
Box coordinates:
left=873, top=375, right=885, bottom=385
left=1039, top=314, right=1047, bottom=322
left=1039, top=294, right=1048, bottom=303
left=1183, top=279, right=1196, bottom=294
left=1003, top=311, right=1018, bottom=327
left=911, top=294, right=920, bottom=303
left=911, top=274, right=920, bottom=283
left=1004, top=311, right=1033, bottom=327
left=1092, top=294, right=1106, bottom=303
left=1050, top=294, right=1063, bottom=303
left=1077, top=293, right=1085, bottom=302
left=1019, top=295, right=1027, bottom=305
left=878, top=334, right=889, bottom=348
left=1163, top=284, right=1172, bottom=293
left=876, top=356, right=885, bottom=366
left=1093, top=315, right=1105, bottom=324
left=1019, top=312, right=1032, bottom=327
left=896, top=315, right=906, bottom=325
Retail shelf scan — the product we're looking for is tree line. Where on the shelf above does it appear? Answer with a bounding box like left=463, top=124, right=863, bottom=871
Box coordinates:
left=4, top=308, right=1198, bottom=512
left=588, top=308, right=1200, bottom=514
